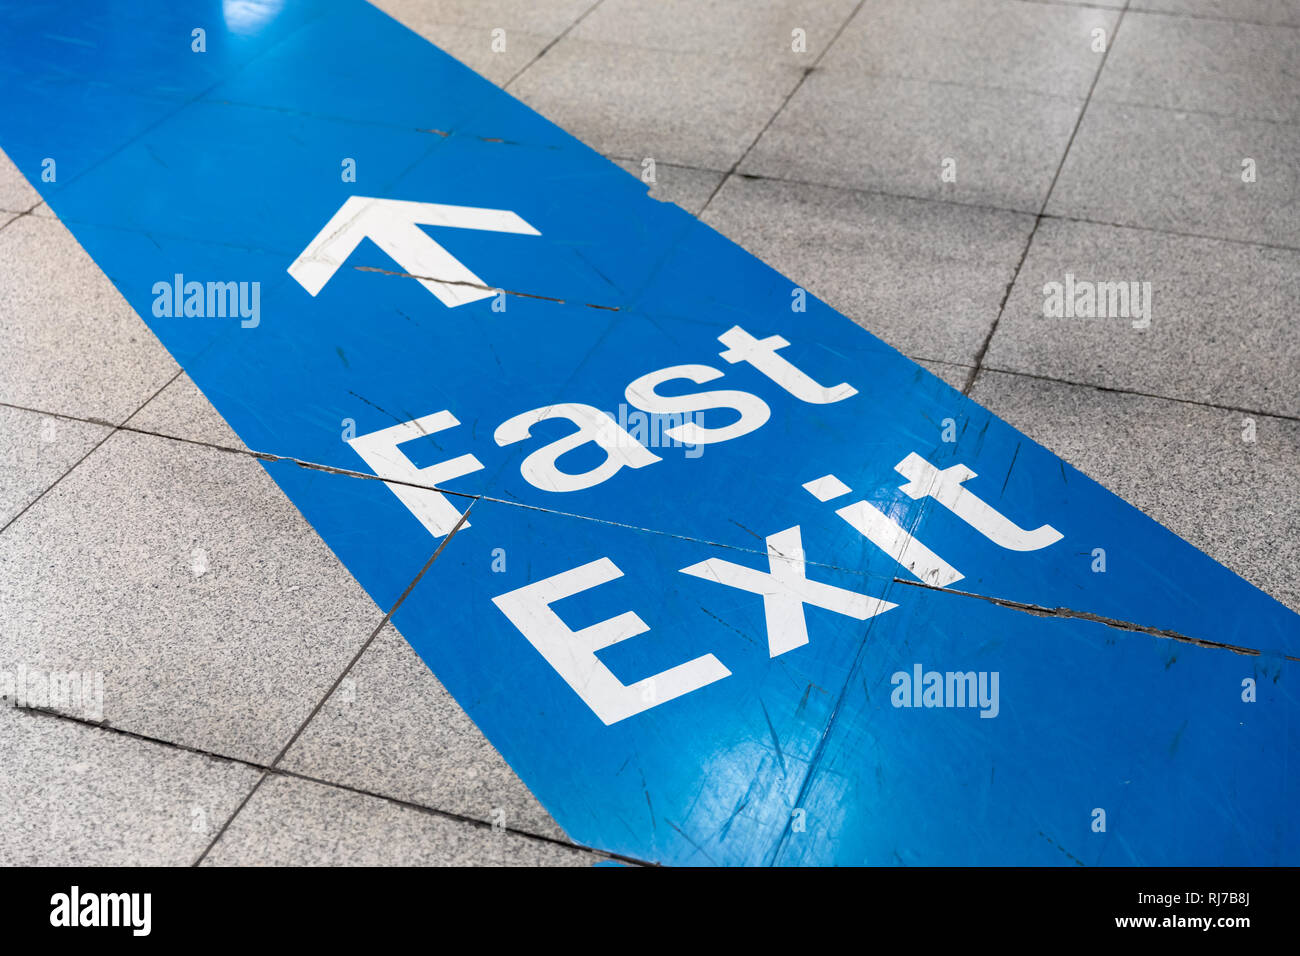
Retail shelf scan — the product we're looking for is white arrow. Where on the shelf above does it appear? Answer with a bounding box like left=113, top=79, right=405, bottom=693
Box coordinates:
left=288, top=196, right=540, bottom=308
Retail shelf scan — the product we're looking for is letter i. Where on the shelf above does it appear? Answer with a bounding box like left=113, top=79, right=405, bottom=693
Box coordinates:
left=802, top=474, right=963, bottom=587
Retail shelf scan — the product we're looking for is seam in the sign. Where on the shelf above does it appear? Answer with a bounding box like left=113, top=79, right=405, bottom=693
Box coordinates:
left=10, top=489, right=650, bottom=864
left=353, top=265, right=620, bottom=310
left=10, top=707, right=646, bottom=866
left=197, top=96, right=569, bottom=150
left=9, top=392, right=1300, bottom=594
left=3, top=397, right=911, bottom=592
left=531, top=221, right=713, bottom=417
left=763, top=567, right=918, bottom=866
left=562, top=210, right=709, bottom=322
left=766, top=435, right=1291, bottom=863
left=891, top=578, right=1298, bottom=662
left=30, top=152, right=1299, bottom=271
left=760, top=484, right=955, bottom=865
left=45, top=168, right=1300, bottom=263
left=104, top=424, right=903, bottom=576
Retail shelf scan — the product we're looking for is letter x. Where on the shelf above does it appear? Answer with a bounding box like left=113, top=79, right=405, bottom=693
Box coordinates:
left=680, top=526, right=896, bottom=657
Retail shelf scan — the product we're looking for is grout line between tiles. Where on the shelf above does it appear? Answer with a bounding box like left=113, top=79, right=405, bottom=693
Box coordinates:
left=1124, top=1, right=1300, bottom=31
left=502, top=0, right=608, bottom=90
left=973, top=365, right=1300, bottom=422
left=696, top=0, right=869, bottom=218
left=0, top=369, right=183, bottom=538
left=193, top=502, right=477, bottom=865
left=962, top=0, right=1130, bottom=395
left=10, top=705, right=647, bottom=866
left=1011, top=0, right=1300, bottom=32
left=603, top=152, right=1300, bottom=256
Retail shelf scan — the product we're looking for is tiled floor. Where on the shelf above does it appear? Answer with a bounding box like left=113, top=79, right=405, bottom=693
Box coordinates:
left=1, top=0, right=1297, bottom=865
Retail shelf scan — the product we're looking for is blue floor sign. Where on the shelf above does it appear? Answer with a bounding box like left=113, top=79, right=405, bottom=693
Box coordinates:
left=2, top=0, right=1295, bottom=865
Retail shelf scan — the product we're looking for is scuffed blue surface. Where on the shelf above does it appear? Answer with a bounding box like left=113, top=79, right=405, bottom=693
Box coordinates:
left=1, top=0, right=1294, bottom=865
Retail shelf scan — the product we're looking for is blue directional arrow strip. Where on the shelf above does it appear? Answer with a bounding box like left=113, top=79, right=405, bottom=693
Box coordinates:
left=1, top=0, right=1294, bottom=864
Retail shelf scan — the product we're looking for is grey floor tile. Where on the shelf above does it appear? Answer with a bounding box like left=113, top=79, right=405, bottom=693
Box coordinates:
left=571, top=0, right=860, bottom=60
left=1096, top=12, right=1300, bottom=125
left=0, top=216, right=178, bottom=422
left=0, top=147, right=40, bottom=213
left=124, top=372, right=245, bottom=449
left=986, top=218, right=1300, bottom=418
left=1132, top=0, right=1300, bottom=27
left=0, top=707, right=261, bottom=866
left=371, top=0, right=598, bottom=36
left=281, top=624, right=565, bottom=841
left=0, top=404, right=113, bottom=528
left=612, top=157, right=725, bottom=215
left=822, top=0, right=1116, bottom=99
left=29, top=204, right=54, bottom=218
left=1047, top=101, right=1300, bottom=248
left=742, top=71, right=1083, bottom=213
left=511, top=38, right=805, bottom=170
left=0, top=429, right=391, bottom=764
left=702, top=175, right=1035, bottom=365
left=969, top=370, right=1300, bottom=613
left=202, top=774, right=599, bottom=866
